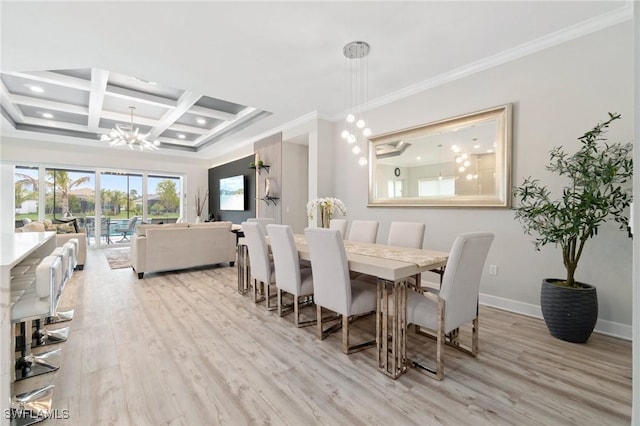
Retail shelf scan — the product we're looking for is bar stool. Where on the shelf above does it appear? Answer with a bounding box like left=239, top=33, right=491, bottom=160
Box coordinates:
left=11, top=256, right=64, bottom=381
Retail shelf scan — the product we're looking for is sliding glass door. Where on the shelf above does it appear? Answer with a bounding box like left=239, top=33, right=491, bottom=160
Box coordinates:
left=100, top=172, right=143, bottom=244
left=13, top=164, right=184, bottom=248
left=147, top=175, right=182, bottom=224
left=45, top=168, right=96, bottom=221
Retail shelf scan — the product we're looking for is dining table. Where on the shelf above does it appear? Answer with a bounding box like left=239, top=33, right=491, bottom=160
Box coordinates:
left=236, top=232, right=448, bottom=379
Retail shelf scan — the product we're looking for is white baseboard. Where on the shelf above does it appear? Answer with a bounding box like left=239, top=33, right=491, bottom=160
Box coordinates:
left=479, top=293, right=632, bottom=341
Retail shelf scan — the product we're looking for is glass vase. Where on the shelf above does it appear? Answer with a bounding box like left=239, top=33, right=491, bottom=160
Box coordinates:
left=320, top=206, right=331, bottom=228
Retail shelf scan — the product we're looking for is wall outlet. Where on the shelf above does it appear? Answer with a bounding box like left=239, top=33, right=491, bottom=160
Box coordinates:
left=489, top=264, right=498, bottom=275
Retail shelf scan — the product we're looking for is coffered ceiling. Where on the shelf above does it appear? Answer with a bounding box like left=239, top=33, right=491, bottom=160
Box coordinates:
left=0, top=1, right=631, bottom=161
left=1, top=67, right=270, bottom=152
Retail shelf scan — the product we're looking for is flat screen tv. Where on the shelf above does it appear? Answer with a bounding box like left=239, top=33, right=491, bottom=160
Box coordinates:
left=219, top=175, right=245, bottom=211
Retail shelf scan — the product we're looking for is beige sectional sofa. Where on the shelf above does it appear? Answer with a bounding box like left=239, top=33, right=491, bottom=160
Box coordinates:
left=16, top=221, right=87, bottom=270
left=131, top=221, right=236, bottom=279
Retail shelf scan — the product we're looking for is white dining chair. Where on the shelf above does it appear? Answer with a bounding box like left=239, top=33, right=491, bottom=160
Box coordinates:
left=406, top=232, right=494, bottom=380
left=267, top=224, right=315, bottom=327
left=247, top=217, right=276, bottom=234
left=387, top=221, right=426, bottom=249
left=347, top=220, right=379, bottom=243
left=356, top=221, right=427, bottom=285
left=241, top=221, right=277, bottom=310
left=305, top=227, right=377, bottom=354
left=329, top=219, right=348, bottom=238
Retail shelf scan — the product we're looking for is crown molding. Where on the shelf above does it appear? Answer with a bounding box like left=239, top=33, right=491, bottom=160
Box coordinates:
left=331, top=3, right=633, bottom=122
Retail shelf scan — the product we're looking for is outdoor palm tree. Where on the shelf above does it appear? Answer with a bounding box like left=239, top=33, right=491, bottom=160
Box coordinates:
left=47, top=170, right=90, bottom=216
left=16, top=170, right=91, bottom=216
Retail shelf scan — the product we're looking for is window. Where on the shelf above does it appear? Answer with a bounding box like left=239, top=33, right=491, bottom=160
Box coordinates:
left=44, top=168, right=95, bottom=220
left=12, top=165, right=185, bottom=240
left=418, top=177, right=455, bottom=197
left=387, top=179, right=403, bottom=198
left=14, top=166, right=39, bottom=221
left=100, top=172, right=143, bottom=219
left=148, top=175, right=182, bottom=223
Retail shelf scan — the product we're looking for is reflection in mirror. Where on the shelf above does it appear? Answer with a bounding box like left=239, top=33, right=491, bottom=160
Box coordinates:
left=368, top=104, right=512, bottom=207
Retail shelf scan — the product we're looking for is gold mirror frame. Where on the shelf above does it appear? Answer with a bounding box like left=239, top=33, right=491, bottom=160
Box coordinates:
left=368, top=104, right=512, bottom=208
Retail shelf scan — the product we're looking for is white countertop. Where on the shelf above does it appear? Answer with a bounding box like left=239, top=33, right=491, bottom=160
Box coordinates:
left=0, top=232, right=56, bottom=268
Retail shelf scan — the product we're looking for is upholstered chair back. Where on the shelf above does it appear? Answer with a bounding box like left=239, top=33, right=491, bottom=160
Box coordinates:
left=347, top=220, right=379, bottom=243
left=329, top=219, right=348, bottom=238
left=242, top=221, right=272, bottom=284
left=440, top=232, right=494, bottom=332
left=266, top=224, right=302, bottom=296
left=387, top=222, right=426, bottom=249
left=305, top=228, right=351, bottom=315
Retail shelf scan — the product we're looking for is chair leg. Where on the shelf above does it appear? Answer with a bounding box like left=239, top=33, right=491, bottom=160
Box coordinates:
left=342, top=314, right=376, bottom=355
left=316, top=305, right=342, bottom=339
left=342, top=315, right=349, bottom=353
left=292, top=295, right=316, bottom=328
left=253, top=279, right=265, bottom=304
left=409, top=298, right=446, bottom=380
left=265, top=282, right=277, bottom=311
left=316, top=305, right=323, bottom=339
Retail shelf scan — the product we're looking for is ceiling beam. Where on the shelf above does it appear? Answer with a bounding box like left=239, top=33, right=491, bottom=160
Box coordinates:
left=148, top=91, right=201, bottom=140
left=0, top=80, right=26, bottom=122
left=7, top=93, right=88, bottom=115
left=189, top=105, right=236, bottom=121
left=193, top=106, right=256, bottom=146
left=87, top=68, right=109, bottom=131
left=100, top=109, right=159, bottom=127
left=105, top=84, right=176, bottom=108
left=167, top=123, right=209, bottom=135
left=22, top=116, right=94, bottom=133
left=4, top=71, right=91, bottom=91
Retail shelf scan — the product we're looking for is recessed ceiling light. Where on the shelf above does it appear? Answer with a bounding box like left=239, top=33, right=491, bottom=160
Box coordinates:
left=196, top=117, right=206, bottom=125
left=177, top=134, right=186, bottom=139
left=473, top=144, right=480, bottom=149
left=41, top=112, right=53, bottom=119
left=416, top=156, right=421, bottom=160
left=28, top=85, right=44, bottom=93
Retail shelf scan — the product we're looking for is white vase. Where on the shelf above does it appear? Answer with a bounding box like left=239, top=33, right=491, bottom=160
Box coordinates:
left=195, top=216, right=202, bottom=223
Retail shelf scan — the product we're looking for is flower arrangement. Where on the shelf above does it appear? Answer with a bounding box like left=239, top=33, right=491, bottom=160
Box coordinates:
left=306, top=197, right=347, bottom=225
left=194, top=188, right=209, bottom=218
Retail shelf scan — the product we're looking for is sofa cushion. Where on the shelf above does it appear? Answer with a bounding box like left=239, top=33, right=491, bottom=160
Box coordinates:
left=22, top=222, right=46, bottom=232
left=188, top=221, right=232, bottom=230
left=135, top=223, right=189, bottom=237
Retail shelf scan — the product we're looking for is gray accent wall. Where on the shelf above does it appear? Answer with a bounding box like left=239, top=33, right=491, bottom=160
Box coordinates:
left=208, top=154, right=256, bottom=223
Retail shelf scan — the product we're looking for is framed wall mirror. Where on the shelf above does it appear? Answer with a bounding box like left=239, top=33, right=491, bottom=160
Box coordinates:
left=368, top=104, right=512, bottom=208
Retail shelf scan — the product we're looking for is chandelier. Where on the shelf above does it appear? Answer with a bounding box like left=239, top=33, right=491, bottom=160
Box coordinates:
left=340, top=41, right=371, bottom=166
left=100, top=106, right=161, bottom=151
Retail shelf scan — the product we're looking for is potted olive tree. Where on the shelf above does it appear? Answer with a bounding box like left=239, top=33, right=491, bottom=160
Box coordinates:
left=513, top=113, right=632, bottom=343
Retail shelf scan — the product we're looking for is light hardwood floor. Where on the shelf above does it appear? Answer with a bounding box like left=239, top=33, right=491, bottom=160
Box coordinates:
left=18, top=248, right=631, bottom=425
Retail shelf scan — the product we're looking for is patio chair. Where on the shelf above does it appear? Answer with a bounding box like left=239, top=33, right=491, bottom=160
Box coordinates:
left=100, top=217, right=112, bottom=244
left=115, top=217, right=139, bottom=242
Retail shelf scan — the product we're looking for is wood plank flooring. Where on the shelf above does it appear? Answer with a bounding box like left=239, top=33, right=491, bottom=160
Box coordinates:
left=17, top=248, right=632, bottom=425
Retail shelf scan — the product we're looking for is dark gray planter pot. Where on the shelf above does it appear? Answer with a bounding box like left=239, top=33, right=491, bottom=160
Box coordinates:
left=540, top=278, right=598, bottom=343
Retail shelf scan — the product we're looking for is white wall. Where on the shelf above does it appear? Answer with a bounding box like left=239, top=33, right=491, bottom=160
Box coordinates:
left=332, top=22, right=634, bottom=331
left=0, top=137, right=210, bottom=226
left=282, top=142, right=309, bottom=233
